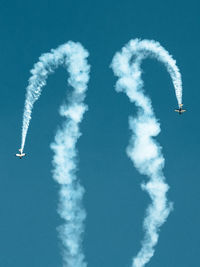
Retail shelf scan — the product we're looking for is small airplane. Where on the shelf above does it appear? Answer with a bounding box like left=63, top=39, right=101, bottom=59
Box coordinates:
left=15, top=148, right=26, bottom=159
left=175, top=104, right=186, bottom=115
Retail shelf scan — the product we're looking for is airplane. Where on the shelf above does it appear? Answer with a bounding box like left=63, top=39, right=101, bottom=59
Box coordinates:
left=174, top=104, right=186, bottom=115
left=15, top=148, right=26, bottom=159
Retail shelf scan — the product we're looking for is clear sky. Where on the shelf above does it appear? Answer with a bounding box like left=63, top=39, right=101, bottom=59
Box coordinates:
left=0, top=0, right=199, bottom=266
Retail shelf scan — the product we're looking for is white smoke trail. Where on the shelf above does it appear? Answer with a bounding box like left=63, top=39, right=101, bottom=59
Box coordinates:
left=111, top=39, right=182, bottom=267
left=20, top=42, right=90, bottom=267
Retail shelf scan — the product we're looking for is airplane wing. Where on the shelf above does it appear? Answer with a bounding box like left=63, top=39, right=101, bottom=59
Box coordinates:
left=16, top=154, right=21, bottom=156
left=174, top=109, right=179, bottom=112
left=181, top=110, right=186, bottom=112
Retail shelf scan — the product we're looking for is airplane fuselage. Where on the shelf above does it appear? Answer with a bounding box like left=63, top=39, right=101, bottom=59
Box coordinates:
left=15, top=149, right=26, bottom=159
left=175, top=104, right=186, bottom=115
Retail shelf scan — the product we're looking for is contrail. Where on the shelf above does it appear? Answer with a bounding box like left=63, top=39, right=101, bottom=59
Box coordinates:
left=20, top=42, right=90, bottom=266
left=111, top=39, right=182, bottom=267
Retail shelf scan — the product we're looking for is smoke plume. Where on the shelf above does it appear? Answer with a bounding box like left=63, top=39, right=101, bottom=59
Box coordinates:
left=111, top=39, right=182, bottom=267
left=20, top=42, right=90, bottom=267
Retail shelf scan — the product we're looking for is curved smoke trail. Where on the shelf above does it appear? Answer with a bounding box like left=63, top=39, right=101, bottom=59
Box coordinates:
left=111, top=39, right=182, bottom=267
left=20, top=42, right=90, bottom=266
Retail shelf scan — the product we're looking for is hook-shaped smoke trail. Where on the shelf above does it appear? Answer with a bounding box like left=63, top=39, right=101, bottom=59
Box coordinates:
left=111, top=39, right=182, bottom=267
left=20, top=42, right=90, bottom=266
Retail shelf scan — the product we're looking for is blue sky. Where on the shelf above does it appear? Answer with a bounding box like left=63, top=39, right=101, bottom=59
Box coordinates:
left=0, top=0, right=199, bottom=266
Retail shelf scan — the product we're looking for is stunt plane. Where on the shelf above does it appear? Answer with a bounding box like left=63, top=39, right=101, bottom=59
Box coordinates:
left=175, top=104, right=186, bottom=115
left=15, top=148, right=26, bottom=159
